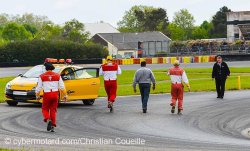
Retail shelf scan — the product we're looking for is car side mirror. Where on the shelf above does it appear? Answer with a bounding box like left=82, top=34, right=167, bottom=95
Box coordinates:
left=18, top=73, right=23, bottom=77
left=62, top=76, right=69, bottom=80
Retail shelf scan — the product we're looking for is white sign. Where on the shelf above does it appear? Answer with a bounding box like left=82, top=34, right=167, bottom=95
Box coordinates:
left=13, top=91, right=27, bottom=96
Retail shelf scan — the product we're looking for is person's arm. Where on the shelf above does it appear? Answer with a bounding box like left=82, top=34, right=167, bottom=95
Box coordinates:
left=167, top=70, right=170, bottom=76
left=212, top=64, right=216, bottom=79
left=99, top=65, right=103, bottom=76
left=59, top=77, right=68, bottom=102
left=150, top=70, right=156, bottom=90
left=132, top=71, right=138, bottom=92
left=182, top=71, right=191, bottom=91
left=35, top=77, right=43, bottom=100
left=117, top=65, right=122, bottom=75
left=225, top=63, right=230, bottom=76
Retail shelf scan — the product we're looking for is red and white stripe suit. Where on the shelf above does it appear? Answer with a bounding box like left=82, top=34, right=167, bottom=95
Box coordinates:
left=99, top=63, right=122, bottom=102
left=168, top=66, right=189, bottom=110
left=36, top=71, right=66, bottom=127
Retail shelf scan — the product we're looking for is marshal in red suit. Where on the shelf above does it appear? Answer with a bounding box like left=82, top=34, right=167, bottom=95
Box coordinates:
left=36, top=62, right=67, bottom=132
left=99, top=56, right=122, bottom=112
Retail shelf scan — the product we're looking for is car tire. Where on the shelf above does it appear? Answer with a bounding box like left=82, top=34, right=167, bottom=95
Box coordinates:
left=82, top=99, right=95, bottom=105
left=6, top=100, right=18, bottom=106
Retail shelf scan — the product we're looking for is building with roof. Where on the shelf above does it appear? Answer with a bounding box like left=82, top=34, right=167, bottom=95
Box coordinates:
left=92, top=31, right=171, bottom=58
left=84, top=22, right=120, bottom=37
left=227, top=11, right=250, bottom=42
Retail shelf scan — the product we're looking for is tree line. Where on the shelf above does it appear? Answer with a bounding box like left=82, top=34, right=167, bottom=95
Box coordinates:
left=117, top=6, right=231, bottom=41
left=0, top=13, right=108, bottom=62
left=0, top=13, right=91, bottom=45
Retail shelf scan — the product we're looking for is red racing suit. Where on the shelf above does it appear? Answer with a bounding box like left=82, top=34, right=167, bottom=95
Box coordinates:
left=168, top=66, right=189, bottom=110
left=35, top=71, right=66, bottom=127
left=99, top=63, right=122, bottom=102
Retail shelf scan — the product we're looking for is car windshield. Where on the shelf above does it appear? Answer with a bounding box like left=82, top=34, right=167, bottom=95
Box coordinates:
left=22, top=65, right=61, bottom=78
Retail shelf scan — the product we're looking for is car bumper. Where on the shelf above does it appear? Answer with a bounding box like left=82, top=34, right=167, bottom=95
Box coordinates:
left=5, top=89, right=37, bottom=101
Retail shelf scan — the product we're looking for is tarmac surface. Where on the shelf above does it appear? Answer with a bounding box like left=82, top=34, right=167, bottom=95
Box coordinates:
left=1, top=91, right=250, bottom=150
left=1, top=61, right=250, bottom=78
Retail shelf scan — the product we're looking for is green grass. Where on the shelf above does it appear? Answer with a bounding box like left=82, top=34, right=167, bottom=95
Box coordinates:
left=98, top=67, right=250, bottom=97
left=0, top=77, right=14, bottom=102
left=0, top=149, right=16, bottom=151
left=1, top=67, right=250, bottom=103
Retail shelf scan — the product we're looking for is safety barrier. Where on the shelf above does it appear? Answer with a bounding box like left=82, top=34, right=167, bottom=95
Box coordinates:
left=152, top=58, right=158, bottom=64
left=102, top=55, right=217, bottom=65
left=158, top=57, right=163, bottom=64
left=183, top=57, right=191, bottom=63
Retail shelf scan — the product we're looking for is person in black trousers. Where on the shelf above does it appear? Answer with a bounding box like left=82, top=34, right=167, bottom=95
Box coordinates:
left=212, top=56, right=230, bottom=99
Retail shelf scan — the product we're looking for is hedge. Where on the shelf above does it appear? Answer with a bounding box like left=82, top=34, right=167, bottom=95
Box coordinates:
left=0, top=40, right=109, bottom=63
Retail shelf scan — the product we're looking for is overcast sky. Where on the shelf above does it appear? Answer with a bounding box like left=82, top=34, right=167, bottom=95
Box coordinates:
left=1, top=0, right=250, bottom=27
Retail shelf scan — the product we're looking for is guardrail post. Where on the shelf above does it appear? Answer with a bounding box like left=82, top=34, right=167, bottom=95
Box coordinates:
left=238, top=76, right=241, bottom=90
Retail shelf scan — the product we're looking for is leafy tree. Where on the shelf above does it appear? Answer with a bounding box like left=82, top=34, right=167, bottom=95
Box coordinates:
left=211, top=6, right=231, bottom=38
left=117, top=5, right=169, bottom=33
left=172, top=9, right=195, bottom=40
left=23, top=24, right=38, bottom=37
left=63, top=19, right=89, bottom=43
left=14, top=13, right=52, bottom=30
left=1, top=22, right=32, bottom=41
left=200, top=20, right=213, bottom=31
left=192, top=26, right=209, bottom=39
left=0, top=13, right=9, bottom=26
left=34, top=24, right=63, bottom=41
left=134, top=7, right=169, bottom=31
left=117, top=5, right=145, bottom=32
left=167, top=23, right=185, bottom=41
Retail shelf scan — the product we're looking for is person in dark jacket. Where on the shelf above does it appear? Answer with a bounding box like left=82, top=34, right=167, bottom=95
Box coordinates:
left=212, top=56, right=230, bottom=99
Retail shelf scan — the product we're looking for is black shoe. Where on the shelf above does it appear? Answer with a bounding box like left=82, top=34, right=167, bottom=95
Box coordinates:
left=178, top=109, right=182, bottom=115
left=47, top=120, right=52, bottom=131
left=108, top=102, right=113, bottom=112
left=50, top=126, right=55, bottom=132
left=143, top=109, right=147, bottom=113
left=220, top=96, right=224, bottom=99
left=171, top=106, right=175, bottom=114
left=217, top=96, right=220, bottom=98
left=110, top=105, right=113, bottom=112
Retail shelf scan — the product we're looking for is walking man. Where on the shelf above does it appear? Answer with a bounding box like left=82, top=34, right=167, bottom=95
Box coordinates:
left=36, top=62, right=67, bottom=132
left=212, top=56, right=230, bottom=99
left=168, top=60, right=190, bottom=115
left=133, top=61, right=156, bottom=113
left=99, top=56, right=122, bottom=112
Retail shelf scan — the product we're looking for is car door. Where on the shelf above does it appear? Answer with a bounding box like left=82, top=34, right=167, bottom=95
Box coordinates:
left=62, top=68, right=100, bottom=101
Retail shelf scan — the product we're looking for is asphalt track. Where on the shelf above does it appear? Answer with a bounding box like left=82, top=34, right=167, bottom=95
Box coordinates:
left=1, top=91, right=250, bottom=150
left=1, top=61, right=250, bottom=78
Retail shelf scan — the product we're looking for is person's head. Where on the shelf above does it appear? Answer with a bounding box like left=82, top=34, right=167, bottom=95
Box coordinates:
left=173, top=60, right=180, bottom=67
left=106, top=56, right=113, bottom=63
left=44, top=62, right=55, bottom=71
left=141, top=61, right=146, bottom=67
left=216, top=56, right=222, bottom=63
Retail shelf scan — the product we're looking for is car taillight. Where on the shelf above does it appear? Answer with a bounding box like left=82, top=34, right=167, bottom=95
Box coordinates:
left=66, top=59, right=72, bottom=64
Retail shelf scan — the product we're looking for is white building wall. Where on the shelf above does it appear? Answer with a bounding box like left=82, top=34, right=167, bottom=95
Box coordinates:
left=107, top=43, right=118, bottom=56
left=227, top=11, right=250, bottom=42
left=117, top=50, right=137, bottom=58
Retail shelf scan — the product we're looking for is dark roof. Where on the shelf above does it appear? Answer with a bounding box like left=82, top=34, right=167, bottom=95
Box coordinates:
left=96, top=31, right=171, bottom=50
